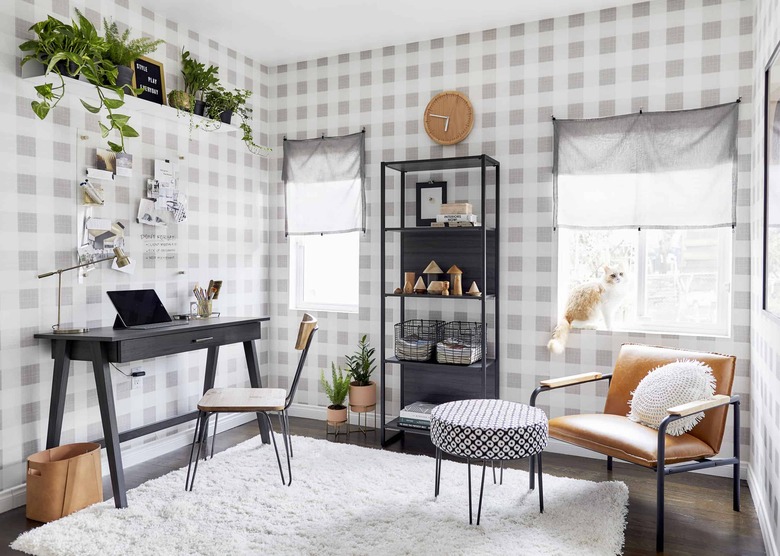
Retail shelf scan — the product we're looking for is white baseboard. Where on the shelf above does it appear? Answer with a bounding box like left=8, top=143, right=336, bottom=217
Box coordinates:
left=0, top=484, right=27, bottom=515
left=0, top=412, right=255, bottom=515
left=748, top=464, right=779, bottom=556
left=287, top=402, right=388, bottom=427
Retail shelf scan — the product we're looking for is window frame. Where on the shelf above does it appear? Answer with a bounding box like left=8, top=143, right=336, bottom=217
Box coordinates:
left=556, top=227, right=732, bottom=338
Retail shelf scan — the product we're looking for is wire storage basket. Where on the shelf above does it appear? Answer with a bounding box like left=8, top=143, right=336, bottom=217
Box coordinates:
left=436, top=322, right=483, bottom=365
left=394, top=320, right=445, bottom=361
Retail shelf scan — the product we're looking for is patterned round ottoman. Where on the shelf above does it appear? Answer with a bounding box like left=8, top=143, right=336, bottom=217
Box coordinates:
left=430, top=399, right=548, bottom=525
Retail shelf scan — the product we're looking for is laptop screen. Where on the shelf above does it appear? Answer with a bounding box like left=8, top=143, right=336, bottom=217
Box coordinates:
left=107, top=289, right=172, bottom=327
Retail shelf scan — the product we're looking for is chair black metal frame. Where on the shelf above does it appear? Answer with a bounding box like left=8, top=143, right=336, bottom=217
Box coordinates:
left=530, top=377, right=740, bottom=553
left=184, top=319, right=318, bottom=491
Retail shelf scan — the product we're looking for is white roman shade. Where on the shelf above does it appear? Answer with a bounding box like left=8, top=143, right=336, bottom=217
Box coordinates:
left=553, top=102, right=739, bottom=230
left=283, top=131, right=365, bottom=236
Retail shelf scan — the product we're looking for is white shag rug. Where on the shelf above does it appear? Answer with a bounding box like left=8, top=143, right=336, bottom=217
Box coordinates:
left=12, top=435, right=628, bottom=556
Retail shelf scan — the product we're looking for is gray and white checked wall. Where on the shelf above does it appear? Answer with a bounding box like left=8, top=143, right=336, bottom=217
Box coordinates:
left=751, top=0, right=780, bottom=549
left=1, top=0, right=774, bottom=544
left=268, top=0, right=753, bottom=477
left=0, top=0, right=270, bottom=492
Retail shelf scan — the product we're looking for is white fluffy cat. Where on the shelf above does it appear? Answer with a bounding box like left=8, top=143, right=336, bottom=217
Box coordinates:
left=547, top=264, right=628, bottom=355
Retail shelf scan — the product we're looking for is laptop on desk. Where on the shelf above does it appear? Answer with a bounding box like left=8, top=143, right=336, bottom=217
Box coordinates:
left=107, top=289, right=190, bottom=330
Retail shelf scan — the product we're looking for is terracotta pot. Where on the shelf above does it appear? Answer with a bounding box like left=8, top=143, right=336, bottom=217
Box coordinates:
left=326, top=405, right=347, bottom=424
left=349, top=381, right=376, bottom=410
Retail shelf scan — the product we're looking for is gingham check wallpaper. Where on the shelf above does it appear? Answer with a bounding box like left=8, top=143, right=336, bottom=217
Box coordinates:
left=0, top=0, right=270, bottom=491
left=0, top=0, right=767, bottom=523
left=268, top=0, right=753, bottom=474
left=751, top=0, right=780, bottom=547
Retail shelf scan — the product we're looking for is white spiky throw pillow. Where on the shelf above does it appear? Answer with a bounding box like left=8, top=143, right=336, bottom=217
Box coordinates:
left=628, top=359, right=716, bottom=436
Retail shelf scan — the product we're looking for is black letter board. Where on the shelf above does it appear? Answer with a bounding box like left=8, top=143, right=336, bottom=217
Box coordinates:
left=131, top=56, right=166, bottom=105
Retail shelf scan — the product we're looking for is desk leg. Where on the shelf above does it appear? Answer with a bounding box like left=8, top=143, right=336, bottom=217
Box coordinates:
left=244, top=340, right=270, bottom=444
left=46, top=340, right=72, bottom=449
left=203, top=346, right=219, bottom=393
left=90, top=342, right=127, bottom=508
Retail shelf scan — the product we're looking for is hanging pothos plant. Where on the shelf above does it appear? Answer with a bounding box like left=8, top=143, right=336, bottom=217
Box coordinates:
left=19, top=10, right=142, bottom=152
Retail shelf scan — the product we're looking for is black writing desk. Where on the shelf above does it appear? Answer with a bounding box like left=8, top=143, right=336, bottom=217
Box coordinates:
left=35, top=316, right=271, bottom=508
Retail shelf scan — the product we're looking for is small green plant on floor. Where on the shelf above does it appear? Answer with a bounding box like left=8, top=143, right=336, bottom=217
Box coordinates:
left=345, top=335, right=376, bottom=386
left=320, top=363, right=350, bottom=408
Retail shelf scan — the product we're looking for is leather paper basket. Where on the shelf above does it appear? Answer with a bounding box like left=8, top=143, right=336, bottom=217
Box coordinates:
left=26, top=442, right=103, bottom=522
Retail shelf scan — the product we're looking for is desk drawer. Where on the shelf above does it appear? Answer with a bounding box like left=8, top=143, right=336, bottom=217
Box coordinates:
left=116, top=322, right=262, bottom=362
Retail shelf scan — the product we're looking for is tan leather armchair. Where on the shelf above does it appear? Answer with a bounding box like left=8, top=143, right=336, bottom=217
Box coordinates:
left=531, top=344, right=740, bottom=552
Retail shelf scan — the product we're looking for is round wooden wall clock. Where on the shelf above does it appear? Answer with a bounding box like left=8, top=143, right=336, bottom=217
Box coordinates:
left=423, top=91, right=474, bottom=145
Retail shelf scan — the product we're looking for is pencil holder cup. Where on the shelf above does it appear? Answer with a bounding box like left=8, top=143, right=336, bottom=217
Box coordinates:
left=190, top=300, right=212, bottom=318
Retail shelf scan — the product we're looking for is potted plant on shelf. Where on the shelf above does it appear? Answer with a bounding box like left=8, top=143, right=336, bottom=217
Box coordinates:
left=345, top=335, right=376, bottom=411
left=102, top=17, right=164, bottom=90
left=320, top=363, right=350, bottom=425
left=19, top=10, right=139, bottom=152
left=204, top=84, right=271, bottom=155
left=168, top=47, right=218, bottom=115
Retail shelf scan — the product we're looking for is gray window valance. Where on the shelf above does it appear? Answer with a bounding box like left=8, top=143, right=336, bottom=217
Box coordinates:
left=553, top=102, right=739, bottom=230
left=283, top=131, right=366, bottom=236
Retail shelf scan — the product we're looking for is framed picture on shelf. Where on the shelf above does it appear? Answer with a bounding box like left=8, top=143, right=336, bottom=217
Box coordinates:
left=416, top=181, right=447, bottom=226
left=131, top=56, right=166, bottom=105
left=765, top=40, right=780, bottom=318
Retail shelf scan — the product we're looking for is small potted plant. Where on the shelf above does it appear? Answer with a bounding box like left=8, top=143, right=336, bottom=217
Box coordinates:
left=102, top=18, right=164, bottom=90
left=320, top=363, right=350, bottom=424
left=204, top=85, right=271, bottom=155
left=19, top=10, right=139, bottom=152
left=168, top=47, right=218, bottom=115
left=345, top=335, right=376, bottom=410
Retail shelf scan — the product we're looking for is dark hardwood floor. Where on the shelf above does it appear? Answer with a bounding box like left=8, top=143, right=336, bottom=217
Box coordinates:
left=0, top=416, right=765, bottom=555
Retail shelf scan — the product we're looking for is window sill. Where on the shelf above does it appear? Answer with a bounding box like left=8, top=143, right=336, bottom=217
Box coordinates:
left=570, top=326, right=730, bottom=340
left=290, top=304, right=359, bottom=315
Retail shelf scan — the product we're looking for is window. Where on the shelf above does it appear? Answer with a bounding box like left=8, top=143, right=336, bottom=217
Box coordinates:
left=289, top=232, right=360, bottom=313
left=557, top=228, right=731, bottom=336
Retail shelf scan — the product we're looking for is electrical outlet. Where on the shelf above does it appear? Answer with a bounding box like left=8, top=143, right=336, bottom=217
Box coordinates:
left=131, top=375, right=143, bottom=390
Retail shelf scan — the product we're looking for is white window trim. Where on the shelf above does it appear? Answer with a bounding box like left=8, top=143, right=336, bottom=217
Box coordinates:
left=556, top=228, right=732, bottom=338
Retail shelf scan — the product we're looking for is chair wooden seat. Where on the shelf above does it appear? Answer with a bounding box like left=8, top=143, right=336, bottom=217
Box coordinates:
left=198, top=388, right=287, bottom=413
left=549, top=413, right=716, bottom=468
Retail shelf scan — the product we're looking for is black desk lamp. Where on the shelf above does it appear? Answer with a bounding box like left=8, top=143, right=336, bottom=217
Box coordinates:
left=37, top=246, right=131, bottom=334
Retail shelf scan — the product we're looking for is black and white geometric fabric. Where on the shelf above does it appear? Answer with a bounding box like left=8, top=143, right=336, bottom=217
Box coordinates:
left=430, top=399, right=548, bottom=461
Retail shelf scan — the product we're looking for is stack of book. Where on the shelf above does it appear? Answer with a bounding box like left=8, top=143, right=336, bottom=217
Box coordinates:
left=399, top=401, right=437, bottom=429
left=431, top=202, right=481, bottom=227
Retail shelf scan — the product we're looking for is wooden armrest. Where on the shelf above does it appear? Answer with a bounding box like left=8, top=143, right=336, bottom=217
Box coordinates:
left=667, top=394, right=731, bottom=417
left=540, top=372, right=604, bottom=389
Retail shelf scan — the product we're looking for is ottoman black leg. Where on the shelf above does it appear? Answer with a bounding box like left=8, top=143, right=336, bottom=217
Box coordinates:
left=529, top=453, right=536, bottom=490
left=467, top=458, right=473, bottom=525
left=434, top=447, right=442, bottom=498
left=537, top=452, right=544, bottom=513
left=492, top=460, right=496, bottom=484
left=500, top=461, right=504, bottom=485
left=477, top=461, right=487, bottom=525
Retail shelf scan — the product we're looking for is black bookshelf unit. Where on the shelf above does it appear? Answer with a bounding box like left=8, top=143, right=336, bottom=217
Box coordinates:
left=380, top=155, right=500, bottom=446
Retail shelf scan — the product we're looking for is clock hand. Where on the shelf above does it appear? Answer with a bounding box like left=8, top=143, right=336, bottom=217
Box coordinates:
left=429, top=113, right=450, bottom=132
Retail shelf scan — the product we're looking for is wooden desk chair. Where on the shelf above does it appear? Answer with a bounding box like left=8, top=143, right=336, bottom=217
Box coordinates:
left=530, top=343, right=739, bottom=552
left=185, top=313, right=318, bottom=490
